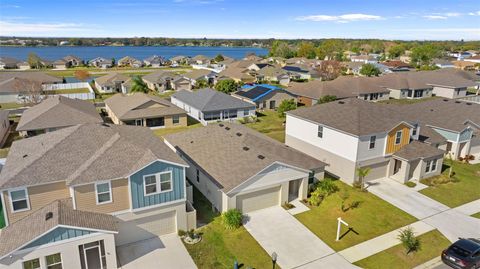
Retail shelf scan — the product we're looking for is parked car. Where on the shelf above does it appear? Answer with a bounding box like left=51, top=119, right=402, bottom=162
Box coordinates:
left=442, top=238, right=480, bottom=269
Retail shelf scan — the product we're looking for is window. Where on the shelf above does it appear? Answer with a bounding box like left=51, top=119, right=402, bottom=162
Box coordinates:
left=9, top=188, right=29, bottom=212
left=135, top=119, right=143, bottom=126
left=243, top=109, right=250, bottom=117
left=172, top=115, right=180, bottom=124
left=317, top=126, right=323, bottom=138
left=395, top=131, right=402, bottom=145
left=23, top=258, right=40, bottom=269
left=425, top=160, right=431, bottom=173
left=143, top=171, right=173, bottom=196
left=412, top=126, right=417, bottom=136
left=196, top=169, right=200, bottom=183
left=95, top=182, right=112, bottom=204
left=369, top=136, right=376, bottom=149
left=431, top=159, right=437, bottom=172
left=45, top=253, right=62, bottom=269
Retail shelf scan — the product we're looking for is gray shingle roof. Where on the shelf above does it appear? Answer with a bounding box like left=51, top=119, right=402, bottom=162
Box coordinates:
left=105, top=93, right=186, bottom=120
left=0, top=72, right=62, bottom=94
left=0, top=124, right=187, bottom=189
left=16, top=96, right=103, bottom=132
left=142, top=71, right=174, bottom=84
left=164, top=123, right=326, bottom=192
left=0, top=198, right=117, bottom=259
left=393, top=141, right=445, bottom=161
left=95, top=72, right=129, bottom=87
left=172, top=88, right=255, bottom=112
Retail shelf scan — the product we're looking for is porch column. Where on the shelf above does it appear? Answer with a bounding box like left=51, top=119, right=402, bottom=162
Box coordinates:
left=402, top=162, right=411, bottom=183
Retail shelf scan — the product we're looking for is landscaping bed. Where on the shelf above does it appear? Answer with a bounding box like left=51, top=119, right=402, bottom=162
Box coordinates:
left=419, top=162, right=480, bottom=207
left=295, top=178, right=417, bottom=251
left=354, top=230, right=450, bottom=269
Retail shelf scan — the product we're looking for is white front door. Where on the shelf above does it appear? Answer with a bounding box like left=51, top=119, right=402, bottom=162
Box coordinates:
left=81, top=241, right=105, bottom=269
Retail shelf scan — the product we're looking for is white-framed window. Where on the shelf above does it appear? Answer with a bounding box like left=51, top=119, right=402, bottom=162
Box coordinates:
left=395, top=131, right=402, bottom=145
left=23, top=258, right=40, bottom=269
left=426, top=159, right=437, bottom=173
left=95, top=181, right=112, bottom=205
left=317, top=126, right=323, bottom=138
left=172, top=115, right=180, bottom=125
left=45, top=253, right=62, bottom=269
left=369, top=136, right=376, bottom=149
left=143, top=171, right=173, bottom=196
left=425, top=160, right=431, bottom=172
left=9, top=188, right=30, bottom=212
left=412, top=125, right=417, bottom=136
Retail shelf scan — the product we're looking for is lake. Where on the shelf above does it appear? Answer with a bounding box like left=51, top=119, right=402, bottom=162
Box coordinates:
left=0, top=46, right=269, bottom=61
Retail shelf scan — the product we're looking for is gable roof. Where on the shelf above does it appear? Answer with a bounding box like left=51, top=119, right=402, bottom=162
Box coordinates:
left=172, top=88, right=255, bottom=112
left=288, top=98, right=414, bottom=136
left=0, top=72, right=62, bottom=93
left=105, top=93, right=186, bottom=120
left=0, top=123, right=187, bottom=189
left=164, top=123, right=326, bottom=192
left=142, top=71, right=174, bottom=84
left=183, top=69, right=213, bottom=80
left=393, top=141, right=445, bottom=161
left=95, top=72, right=129, bottom=86
left=191, top=55, right=210, bottom=62
left=0, top=198, right=117, bottom=259
left=16, top=96, right=103, bottom=132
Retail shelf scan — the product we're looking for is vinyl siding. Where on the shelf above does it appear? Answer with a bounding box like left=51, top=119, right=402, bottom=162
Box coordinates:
left=130, top=161, right=185, bottom=209
left=22, top=227, right=94, bottom=249
left=3, top=181, right=70, bottom=224
left=74, top=178, right=130, bottom=214
left=431, top=127, right=459, bottom=142
left=385, top=124, right=411, bottom=154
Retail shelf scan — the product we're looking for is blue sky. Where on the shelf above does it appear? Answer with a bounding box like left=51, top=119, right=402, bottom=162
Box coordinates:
left=0, top=0, right=479, bottom=40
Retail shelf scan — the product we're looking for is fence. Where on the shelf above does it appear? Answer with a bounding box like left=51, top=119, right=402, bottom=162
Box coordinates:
left=42, top=82, right=95, bottom=100
left=457, top=95, right=480, bottom=104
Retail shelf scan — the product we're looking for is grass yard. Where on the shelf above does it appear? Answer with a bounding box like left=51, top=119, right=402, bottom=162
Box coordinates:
left=472, top=212, right=480, bottom=219
left=0, top=127, right=22, bottom=158
left=419, top=162, right=480, bottom=207
left=295, top=178, right=417, bottom=251
left=46, top=88, right=91, bottom=94
left=184, top=185, right=274, bottom=269
left=354, top=230, right=451, bottom=269
left=153, top=117, right=203, bottom=138
left=244, top=110, right=286, bottom=143
left=0, top=102, right=28, bottom=109
left=378, top=96, right=438, bottom=105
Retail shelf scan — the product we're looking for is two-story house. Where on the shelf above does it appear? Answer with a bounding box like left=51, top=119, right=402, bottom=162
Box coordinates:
left=0, top=124, right=195, bottom=269
left=285, top=98, right=445, bottom=184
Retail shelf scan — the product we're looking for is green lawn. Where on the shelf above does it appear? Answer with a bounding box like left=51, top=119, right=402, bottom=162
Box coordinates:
left=0, top=201, right=5, bottom=229
left=378, top=96, right=438, bottom=105
left=47, top=88, right=91, bottom=94
left=153, top=117, right=203, bottom=138
left=0, top=128, right=22, bottom=158
left=419, top=162, right=480, bottom=207
left=184, top=185, right=274, bottom=269
left=354, top=230, right=451, bottom=269
left=295, top=178, right=417, bottom=251
left=244, top=110, right=286, bottom=143
left=472, top=212, right=480, bottom=219
left=0, top=102, right=28, bottom=109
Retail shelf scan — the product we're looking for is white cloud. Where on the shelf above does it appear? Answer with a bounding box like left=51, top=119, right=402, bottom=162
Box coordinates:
left=423, top=12, right=463, bottom=19
left=0, top=21, right=93, bottom=36
left=468, top=11, right=480, bottom=16
left=423, top=15, right=448, bottom=19
left=296, top=13, right=383, bottom=23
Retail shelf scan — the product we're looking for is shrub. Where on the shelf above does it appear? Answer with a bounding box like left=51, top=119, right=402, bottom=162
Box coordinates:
left=178, top=229, right=186, bottom=237
left=316, top=178, right=339, bottom=196
left=282, top=202, right=295, bottom=209
left=398, top=227, right=421, bottom=254
left=405, top=181, right=417, bottom=188
left=349, top=200, right=361, bottom=209
left=221, top=209, right=243, bottom=230
left=308, top=187, right=325, bottom=206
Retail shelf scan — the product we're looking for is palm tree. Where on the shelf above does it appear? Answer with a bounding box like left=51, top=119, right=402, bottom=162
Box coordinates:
left=130, top=76, right=149, bottom=93
left=356, top=166, right=371, bottom=191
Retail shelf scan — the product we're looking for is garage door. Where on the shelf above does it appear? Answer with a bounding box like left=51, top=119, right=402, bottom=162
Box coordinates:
left=363, top=161, right=389, bottom=182
left=236, top=186, right=280, bottom=213
left=116, top=211, right=176, bottom=246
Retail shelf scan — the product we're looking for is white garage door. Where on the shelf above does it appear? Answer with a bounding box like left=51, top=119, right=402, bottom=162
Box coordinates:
left=236, top=186, right=280, bottom=213
left=363, top=161, right=389, bottom=182
left=116, top=211, right=176, bottom=246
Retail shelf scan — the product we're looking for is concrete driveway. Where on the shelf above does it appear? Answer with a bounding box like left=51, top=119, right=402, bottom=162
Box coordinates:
left=423, top=209, right=480, bottom=242
left=243, top=206, right=335, bottom=269
left=117, top=234, right=197, bottom=269
left=367, top=178, right=449, bottom=219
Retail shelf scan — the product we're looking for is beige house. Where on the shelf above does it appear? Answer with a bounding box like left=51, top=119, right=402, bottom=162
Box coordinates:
left=0, top=124, right=195, bottom=268
left=141, top=71, right=174, bottom=92
left=232, top=85, right=297, bottom=110
left=164, top=123, right=326, bottom=213
left=105, top=93, right=187, bottom=129
left=94, top=72, right=130, bottom=93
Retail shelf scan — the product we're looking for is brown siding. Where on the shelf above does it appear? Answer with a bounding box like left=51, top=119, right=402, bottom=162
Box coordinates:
left=164, top=114, right=187, bottom=128
left=74, top=178, right=130, bottom=214
left=386, top=123, right=411, bottom=154
left=3, top=181, right=70, bottom=224
left=297, top=96, right=314, bottom=107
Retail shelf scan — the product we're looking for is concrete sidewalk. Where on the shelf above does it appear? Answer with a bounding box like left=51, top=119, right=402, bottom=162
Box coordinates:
left=338, top=221, right=435, bottom=263
left=453, top=199, right=480, bottom=215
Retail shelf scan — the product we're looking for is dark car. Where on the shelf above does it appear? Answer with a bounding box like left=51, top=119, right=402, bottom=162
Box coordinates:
left=442, top=238, right=480, bottom=269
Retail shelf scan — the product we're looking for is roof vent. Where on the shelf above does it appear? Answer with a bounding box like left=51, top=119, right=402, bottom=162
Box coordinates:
left=338, top=101, right=345, bottom=104
left=45, top=212, right=53, bottom=221
left=430, top=109, right=434, bottom=112
left=466, top=103, right=472, bottom=105
left=101, top=123, right=110, bottom=127
left=22, top=154, right=28, bottom=158
left=190, top=141, right=194, bottom=143
left=219, top=123, right=224, bottom=127
left=243, top=146, right=249, bottom=151
left=443, top=99, right=449, bottom=102
left=257, top=155, right=265, bottom=160
left=455, top=101, right=461, bottom=104
left=236, top=132, right=242, bottom=137
left=225, top=127, right=230, bottom=130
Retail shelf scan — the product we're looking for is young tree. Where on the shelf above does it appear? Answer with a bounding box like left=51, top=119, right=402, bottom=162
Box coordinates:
left=194, top=78, right=209, bottom=89
left=269, top=40, right=295, bottom=58
left=317, top=95, right=337, bottom=104
left=130, top=76, right=149, bottom=93
left=398, top=227, right=421, bottom=255
left=74, top=70, right=90, bottom=82
left=316, top=60, right=342, bottom=81
left=277, top=99, right=297, bottom=117
left=297, top=42, right=317, bottom=59
left=360, top=63, right=381, bottom=77
left=355, top=166, right=371, bottom=191
left=15, top=79, right=44, bottom=105
left=27, top=52, right=43, bottom=69
left=214, top=79, right=238, bottom=94
left=411, top=44, right=441, bottom=67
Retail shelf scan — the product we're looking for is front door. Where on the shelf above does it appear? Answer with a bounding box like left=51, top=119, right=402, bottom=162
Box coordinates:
left=80, top=241, right=105, bottom=269
left=269, top=100, right=276, bottom=109
left=288, top=179, right=300, bottom=202
left=86, top=246, right=102, bottom=269
left=393, top=159, right=402, bottom=175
